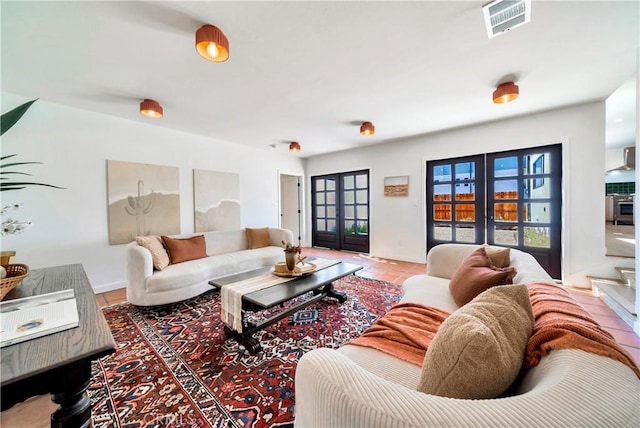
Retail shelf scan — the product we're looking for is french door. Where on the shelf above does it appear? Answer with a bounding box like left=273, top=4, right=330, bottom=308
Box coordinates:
left=311, top=170, right=370, bottom=253
left=426, top=144, right=562, bottom=278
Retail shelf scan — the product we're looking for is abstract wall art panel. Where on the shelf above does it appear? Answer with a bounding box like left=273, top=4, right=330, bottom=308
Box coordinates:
left=193, top=169, right=241, bottom=232
left=106, top=160, right=180, bottom=244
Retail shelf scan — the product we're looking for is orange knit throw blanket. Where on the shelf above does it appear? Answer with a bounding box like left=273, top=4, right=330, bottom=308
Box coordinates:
left=348, top=302, right=450, bottom=366
left=524, top=281, right=640, bottom=379
left=349, top=284, right=640, bottom=379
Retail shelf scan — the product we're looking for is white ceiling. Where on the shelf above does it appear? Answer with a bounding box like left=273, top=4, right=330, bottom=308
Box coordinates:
left=1, top=1, right=638, bottom=157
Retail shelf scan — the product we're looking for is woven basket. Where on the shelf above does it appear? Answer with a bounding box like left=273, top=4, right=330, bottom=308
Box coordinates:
left=0, top=264, right=29, bottom=300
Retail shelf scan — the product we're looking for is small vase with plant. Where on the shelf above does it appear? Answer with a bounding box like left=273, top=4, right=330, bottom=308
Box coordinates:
left=282, top=240, right=301, bottom=271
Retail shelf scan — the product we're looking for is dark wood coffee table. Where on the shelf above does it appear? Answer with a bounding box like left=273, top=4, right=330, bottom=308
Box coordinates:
left=209, top=261, right=362, bottom=354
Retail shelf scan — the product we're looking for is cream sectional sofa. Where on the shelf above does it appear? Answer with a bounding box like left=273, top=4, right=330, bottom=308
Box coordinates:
left=295, top=243, right=640, bottom=427
left=126, top=228, right=293, bottom=306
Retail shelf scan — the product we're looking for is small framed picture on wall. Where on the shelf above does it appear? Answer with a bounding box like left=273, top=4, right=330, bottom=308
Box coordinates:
left=384, top=176, right=409, bottom=196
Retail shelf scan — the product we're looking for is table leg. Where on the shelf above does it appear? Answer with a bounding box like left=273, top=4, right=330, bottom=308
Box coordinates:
left=49, top=360, right=92, bottom=428
left=323, top=281, right=347, bottom=303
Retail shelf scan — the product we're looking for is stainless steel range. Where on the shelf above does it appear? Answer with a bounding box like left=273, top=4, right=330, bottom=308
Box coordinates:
left=613, top=194, right=634, bottom=225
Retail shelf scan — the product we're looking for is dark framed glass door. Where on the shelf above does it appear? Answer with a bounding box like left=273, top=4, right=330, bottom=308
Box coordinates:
left=427, top=155, right=486, bottom=250
left=487, top=144, right=562, bottom=278
left=312, top=170, right=370, bottom=253
left=426, top=144, right=562, bottom=278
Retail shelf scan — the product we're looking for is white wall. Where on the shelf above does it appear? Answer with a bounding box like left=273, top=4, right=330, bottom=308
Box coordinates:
left=1, top=93, right=304, bottom=293
left=306, top=102, right=622, bottom=286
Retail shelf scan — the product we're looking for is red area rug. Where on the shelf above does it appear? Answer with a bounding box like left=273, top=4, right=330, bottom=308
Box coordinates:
left=88, top=275, right=402, bottom=427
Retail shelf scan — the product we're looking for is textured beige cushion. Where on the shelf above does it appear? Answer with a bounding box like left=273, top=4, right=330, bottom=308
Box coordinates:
left=417, top=284, right=534, bottom=399
left=449, top=246, right=516, bottom=306
left=135, top=236, right=170, bottom=270
left=246, top=227, right=271, bottom=249
left=161, top=235, right=207, bottom=264
left=485, top=245, right=511, bottom=268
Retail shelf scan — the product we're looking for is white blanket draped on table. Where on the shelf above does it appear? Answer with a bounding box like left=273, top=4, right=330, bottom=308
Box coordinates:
left=221, top=258, right=340, bottom=332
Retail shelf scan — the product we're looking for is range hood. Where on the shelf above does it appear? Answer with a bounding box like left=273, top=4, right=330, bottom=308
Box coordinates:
left=608, top=147, right=636, bottom=172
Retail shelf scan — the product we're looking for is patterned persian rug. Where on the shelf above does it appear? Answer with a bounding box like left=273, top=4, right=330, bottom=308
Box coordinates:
left=88, top=275, right=402, bottom=427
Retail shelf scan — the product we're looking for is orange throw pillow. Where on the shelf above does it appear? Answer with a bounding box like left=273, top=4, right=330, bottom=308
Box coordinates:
left=449, top=246, right=516, bottom=306
left=246, top=227, right=271, bottom=249
left=161, top=235, right=207, bottom=264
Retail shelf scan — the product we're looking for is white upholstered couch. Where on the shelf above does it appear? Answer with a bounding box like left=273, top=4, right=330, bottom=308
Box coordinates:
left=294, top=243, right=640, bottom=427
left=126, top=228, right=293, bottom=306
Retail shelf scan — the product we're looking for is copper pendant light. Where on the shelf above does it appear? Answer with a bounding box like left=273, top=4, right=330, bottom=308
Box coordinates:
left=139, top=99, right=163, bottom=118
left=289, top=141, right=301, bottom=152
left=195, top=24, right=229, bottom=62
left=493, top=82, right=519, bottom=104
left=360, top=121, right=375, bottom=136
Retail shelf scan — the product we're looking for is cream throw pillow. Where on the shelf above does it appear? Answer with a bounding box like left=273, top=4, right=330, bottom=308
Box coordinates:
left=417, top=284, right=534, bottom=399
left=135, top=236, right=170, bottom=271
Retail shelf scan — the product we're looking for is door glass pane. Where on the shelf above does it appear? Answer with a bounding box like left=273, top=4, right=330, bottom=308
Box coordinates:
left=455, top=183, right=475, bottom=201
left=434, top=184, right=452, bottom=201
left=434, top=204, right=452, bottom=221
left=327, top=179, right=336, bottom=191
left=494, top=180, right=518, bottom=199
left=357, top=221, right=368, bottom=235
left=316, top=219, right=326, bottom=231
left=327, top=206, right=336, bottom=218
left=494, top=203, right=518, bottom=222
left=316, top=206, right=325, bottom=218
left=523, top=178, right=551, bottom=199
left=344, top=176, right=354, bottom=190
left=455, top=162, right=475, bottom=181
left=523, top=153, right=550, bottom=175
left=434, top=224, right=452, bottom=240
left=326, top=191, right=336, bottom=204
left=494, top=225, right=518, bottom=245
left=316, top=192, right=325, bottom=204
left=316, top=179, right=325, bottom=191
left=494, top=156, right=518, bottom=177
left=523, top=203, right=550, bottom=223
left=433, top=165, right=452, bottom=182
left=327, top=219, right=336, bottom=232
left=356, top=190, right=368, bottom=203
left=344, top=191, right=354, bottom=204
left=356, top=174, right=367, bottom=188
left=455, top=224, right=475, bottom=242
left=524, top=226, right=551, bottom=248
left=456, top=204, right=475, bottom=221
left=344, top=205, right=355, bottom=218
left=344, top=220, right=355, bottom=234
left=356, top=205, right=368, bottom=219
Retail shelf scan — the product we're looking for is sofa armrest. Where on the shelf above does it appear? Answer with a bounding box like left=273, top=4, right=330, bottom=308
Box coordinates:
left=426, top=243, right=480, bottom=279
left=294, top=348, right=640, bottom=427
left=269, top=227, right=294, bottom=247
left=126, top=242, right=154, bottom=306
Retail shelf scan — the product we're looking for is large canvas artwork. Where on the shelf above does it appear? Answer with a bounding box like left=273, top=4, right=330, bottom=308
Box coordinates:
left=107, top=160, right=180, bottom=244
left=194, top=169, right=241, bottom=232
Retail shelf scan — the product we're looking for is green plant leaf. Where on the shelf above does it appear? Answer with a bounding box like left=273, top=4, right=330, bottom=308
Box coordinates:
left=0, top=182, right=65, bottom=191
left=1, top=99, right=38, bottom=136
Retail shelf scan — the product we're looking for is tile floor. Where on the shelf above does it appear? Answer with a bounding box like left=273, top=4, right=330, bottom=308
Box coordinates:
left=3, top=247, right=639, bottom=426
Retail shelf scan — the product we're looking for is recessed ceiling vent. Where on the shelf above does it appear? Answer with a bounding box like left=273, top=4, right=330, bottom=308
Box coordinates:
left=483, top=0, right=531, bottom=39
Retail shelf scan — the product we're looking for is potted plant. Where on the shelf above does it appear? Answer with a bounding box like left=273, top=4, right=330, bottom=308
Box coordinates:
left=282, top=240, right=301, bottom=271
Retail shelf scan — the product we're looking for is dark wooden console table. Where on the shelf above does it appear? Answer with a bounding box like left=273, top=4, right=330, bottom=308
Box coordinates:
left=0, top=264, right=116, bottom=428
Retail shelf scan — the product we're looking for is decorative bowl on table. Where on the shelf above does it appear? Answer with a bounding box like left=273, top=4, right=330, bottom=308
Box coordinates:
left=0, top=263, right=29, bottom=300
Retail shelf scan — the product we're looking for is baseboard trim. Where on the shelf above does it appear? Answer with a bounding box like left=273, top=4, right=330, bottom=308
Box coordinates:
left=93, top=281, right=126, bottom=295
